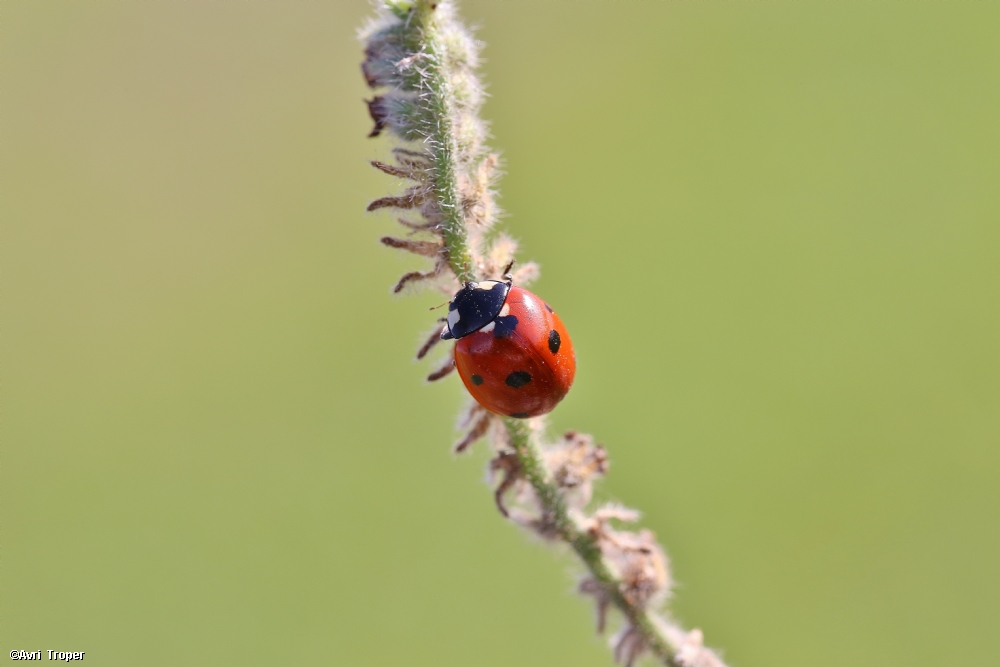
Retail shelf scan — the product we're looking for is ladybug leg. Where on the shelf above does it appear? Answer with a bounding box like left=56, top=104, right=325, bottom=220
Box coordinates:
left=489, top=451, right=522, bottom=518
left=426, top=356, right=455, bottom=382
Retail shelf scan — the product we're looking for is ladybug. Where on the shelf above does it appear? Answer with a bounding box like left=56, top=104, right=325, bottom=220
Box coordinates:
left=441, top=273, right=575, bottom=418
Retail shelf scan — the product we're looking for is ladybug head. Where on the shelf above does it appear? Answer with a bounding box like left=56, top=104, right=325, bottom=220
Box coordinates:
left=440, top=279, right=511, bottom=340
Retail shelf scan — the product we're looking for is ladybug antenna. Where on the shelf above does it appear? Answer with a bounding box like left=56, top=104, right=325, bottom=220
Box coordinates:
left=502, top=260, right=515, bottom=283
left=429, top=300, right=450, bottom=311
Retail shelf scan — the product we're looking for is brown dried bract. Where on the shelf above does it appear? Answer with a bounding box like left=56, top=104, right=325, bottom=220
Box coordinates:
left=426, top=357, right=455, bottom=382
left=454, top=411, right=491, bottom=453
left=392, top=260, right=447, bottom=294
left=489, top=451, right=522, bottom=517
left=380, top=236, right=443, bottom=258
left=612, top=625, right=647, bottom=667
left=416, top=324, right=446, bottom=360
left=365, top=96, right=389, bottom=137
left=579, top=577, right=613, bottom=634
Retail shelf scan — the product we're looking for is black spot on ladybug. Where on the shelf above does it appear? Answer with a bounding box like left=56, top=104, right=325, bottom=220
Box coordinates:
left=544, top=303, right=553, bottom=313
left=493, top=315, right=519, bottom=338
left=548, top=329, right=561, bottom=354
left=470, top=374, right=484, bottom=386
left=510, top=412, right=530, bottom=419
left=505, top=371, right=532, bottom=388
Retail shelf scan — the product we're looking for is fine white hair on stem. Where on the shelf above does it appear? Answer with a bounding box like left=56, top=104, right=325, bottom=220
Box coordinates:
left=360, top=2, right=728, bottom=665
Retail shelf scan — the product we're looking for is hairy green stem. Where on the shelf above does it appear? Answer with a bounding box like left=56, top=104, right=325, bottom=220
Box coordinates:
left=503, top=418, right=679, bottom=666
left=411, top=0, right=475, bottom=283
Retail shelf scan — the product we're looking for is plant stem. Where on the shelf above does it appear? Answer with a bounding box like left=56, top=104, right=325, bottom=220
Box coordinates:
left=503, top=418, right=679, bottom=666
left=411, top=0, right=475, bottom=283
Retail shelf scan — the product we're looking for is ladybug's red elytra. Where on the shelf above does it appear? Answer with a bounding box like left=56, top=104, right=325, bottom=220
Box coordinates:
left=441, top=277, right=575, bottom=418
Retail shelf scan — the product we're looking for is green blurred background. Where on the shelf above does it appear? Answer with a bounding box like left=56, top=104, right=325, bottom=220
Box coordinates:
left=3, top=2, right=998, bottom=665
